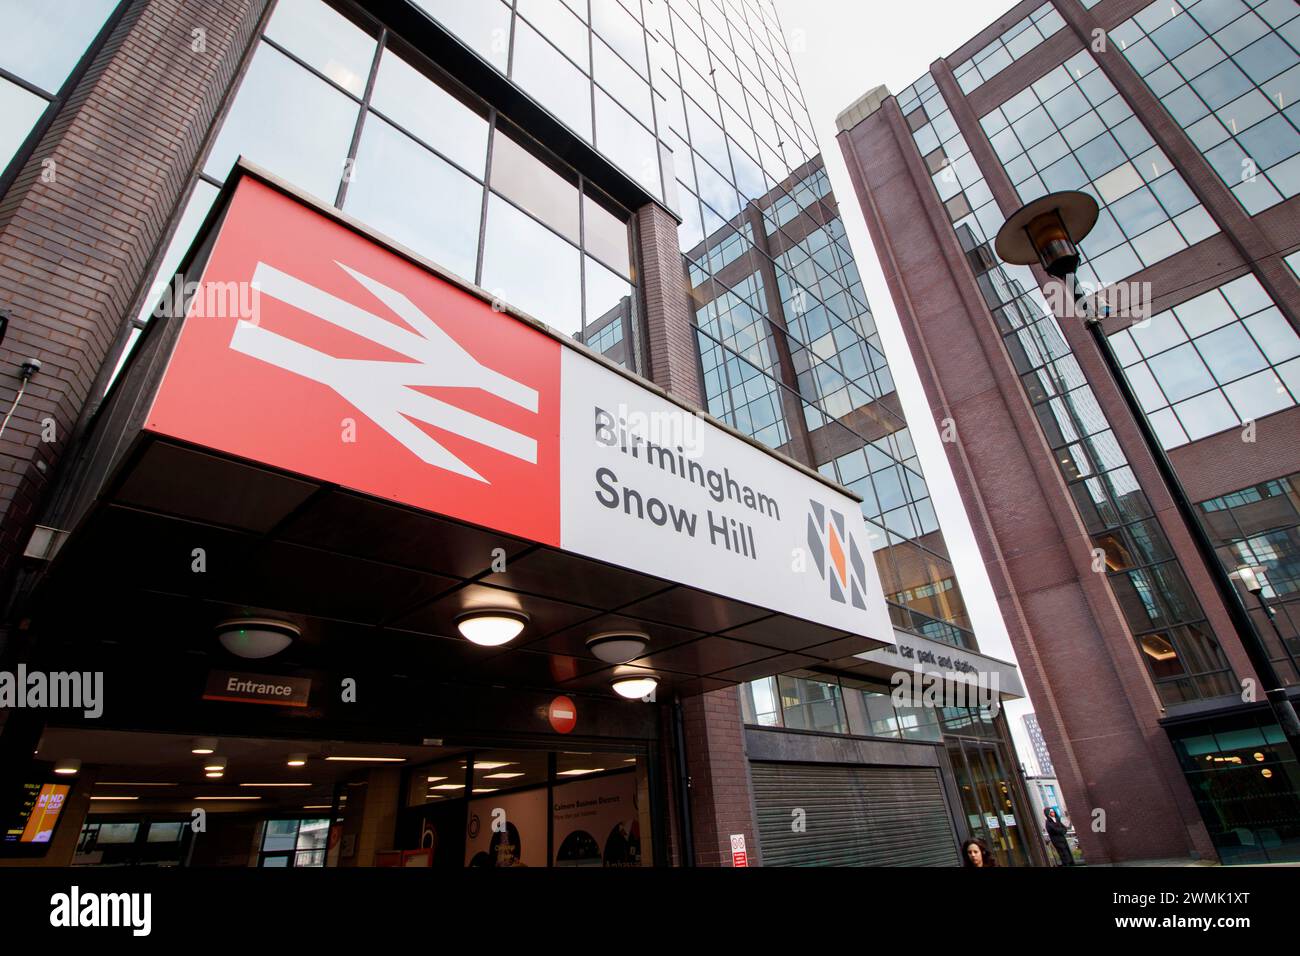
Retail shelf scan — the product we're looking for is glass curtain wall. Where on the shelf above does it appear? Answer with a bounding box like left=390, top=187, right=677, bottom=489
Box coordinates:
left=112, top=0, right=640, bottom=392
left=646, top=0, right=977, bottom=650
left=1199, top=474, right=1300, bottom=683
left=896, top=70, right=1239, bottom=705
left=0, top=0, right=123, bottom=180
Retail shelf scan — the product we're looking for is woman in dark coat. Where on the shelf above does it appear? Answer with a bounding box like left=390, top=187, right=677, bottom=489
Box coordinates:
left=1044, top=808, right=1074, bottom=866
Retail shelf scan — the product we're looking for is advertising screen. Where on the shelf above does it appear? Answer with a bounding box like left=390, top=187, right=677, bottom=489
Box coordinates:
left=4, top=782, right=71, bottom=844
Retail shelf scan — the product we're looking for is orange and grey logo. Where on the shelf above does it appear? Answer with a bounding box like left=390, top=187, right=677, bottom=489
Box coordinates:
left=806, top=500, right=869, bottom=610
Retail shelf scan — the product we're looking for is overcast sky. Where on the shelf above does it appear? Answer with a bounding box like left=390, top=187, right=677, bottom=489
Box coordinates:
left=773, top=0, right=1046, bottom=770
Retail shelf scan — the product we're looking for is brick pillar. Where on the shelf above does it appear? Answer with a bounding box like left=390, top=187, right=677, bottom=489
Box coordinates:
left=635, top=202, right=704, bottom=406
left=838, top=94, right=1217, bottom=863
left=0, top=0, right=268, bottom=585
left=680, top=687, right=761, bottom=867
left=635, top=204, right=760, bottom=865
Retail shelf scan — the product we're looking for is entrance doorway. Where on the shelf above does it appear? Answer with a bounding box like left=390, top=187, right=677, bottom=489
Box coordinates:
left=29, top=727, right=658, bottom=868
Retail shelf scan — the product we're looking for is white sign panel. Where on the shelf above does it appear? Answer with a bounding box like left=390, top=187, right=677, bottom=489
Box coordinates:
left=559, top=350, right=895, bottom=641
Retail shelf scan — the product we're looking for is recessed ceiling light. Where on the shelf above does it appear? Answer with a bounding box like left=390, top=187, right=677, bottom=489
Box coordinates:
left=473, top=761, right=515, bottom=770
left=195, top=796, right=261, bottom=801
left=586, top=631, right=650, bottom=664
left=98, top=782, right=177, bottom=787
left=431, top=783, right=465, bottom=790
left=191, top=738, right=218, bottom=755
left=53, top=759, right=80, bottom=776
left=205, top=772, right=225, bottom=779
left=472, top=788, right=498, bottom=793
left=484, top=772, right=525, bottom=779
left=323, top=756, right=405, bottom=763
left=426, top=776, right=448, bottom=783
left=303, top=805, right=333, bottom=810
left=557, top=768, right=605, bottom=776
left=287, top=753, right=308, bottom=767
left=456, top=609, right=528, bottom=646
left=238, top=783, right=312, bottom=788
left=203, top=756, right=227, bottom=773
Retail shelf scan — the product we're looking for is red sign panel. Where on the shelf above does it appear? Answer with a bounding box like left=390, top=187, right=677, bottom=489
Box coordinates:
left=147, top=178, right=563, bottom=546
left=548, top=695, right=578, bottom=734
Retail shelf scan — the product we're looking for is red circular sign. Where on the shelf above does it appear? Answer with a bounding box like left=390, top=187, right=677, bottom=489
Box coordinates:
left=548, top=695, right=577, bottom=734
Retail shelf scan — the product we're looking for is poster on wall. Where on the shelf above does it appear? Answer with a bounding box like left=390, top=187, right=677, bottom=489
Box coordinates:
left=463, top=789, right=548, bottom=868
left=552, top=771, right=642, bottom=867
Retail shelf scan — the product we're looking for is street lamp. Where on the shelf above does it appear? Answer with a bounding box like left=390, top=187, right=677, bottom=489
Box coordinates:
left=995, top=191, right=1300, bottom=758
left=1234, top=565, right=1293, bottom=663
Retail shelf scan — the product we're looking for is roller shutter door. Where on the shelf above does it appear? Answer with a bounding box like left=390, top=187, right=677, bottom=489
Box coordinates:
left=751, top=762, right=960, bottom=866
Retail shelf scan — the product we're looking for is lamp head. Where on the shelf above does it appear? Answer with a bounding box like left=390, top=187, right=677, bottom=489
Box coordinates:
left=995, top=191, right=1099, bottom=280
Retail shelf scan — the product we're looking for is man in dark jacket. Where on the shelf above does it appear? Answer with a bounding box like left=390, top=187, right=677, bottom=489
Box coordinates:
left=1044, top=808, right=1074, bottom=866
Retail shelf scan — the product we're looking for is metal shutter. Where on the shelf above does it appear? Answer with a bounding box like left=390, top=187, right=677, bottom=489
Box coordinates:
left=751, top=762, right=960, bottom=866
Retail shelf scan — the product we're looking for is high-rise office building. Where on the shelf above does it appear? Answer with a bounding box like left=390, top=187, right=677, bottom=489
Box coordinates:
left=838, top=0, right=1300, bottom=864
left=0, top=0, right=1034, bottom=869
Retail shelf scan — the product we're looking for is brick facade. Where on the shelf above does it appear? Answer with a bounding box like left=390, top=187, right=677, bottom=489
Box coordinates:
left=837, top=0, right=1300, bottom=862
left=839, top=95, right=1217, bottom=863
left=0, top=0, right=268, bottom=589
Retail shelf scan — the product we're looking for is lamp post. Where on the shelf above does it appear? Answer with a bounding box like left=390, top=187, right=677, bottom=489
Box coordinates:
left=995, top=191, right=1300, bottom=759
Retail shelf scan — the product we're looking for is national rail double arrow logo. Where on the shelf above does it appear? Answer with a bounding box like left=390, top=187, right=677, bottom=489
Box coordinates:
left=806, top=500, right=869, bottom=609
left=232, top=260, right=539, bottom=484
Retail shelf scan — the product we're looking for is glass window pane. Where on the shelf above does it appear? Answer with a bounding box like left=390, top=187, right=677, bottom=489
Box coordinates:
left=1245, top=308, right=1300, bottom=364
left=583, top=190, right=631, bottom=278
left=204, top=43, right=359, bottom=202
left=344, top=116, right=482, bottom=281
left=1223, top=370, right=1292, bottom=420
left=511, top=20, right=593, bottom=141
left=516, top=0, right=589, bottom=71
left=0, top=0, right=118, bottom=93
left=369, top=44, right=489, bottom=176
left=1148, top=343, right=1216, bottom=401
left=1174, top=390, right=1239, bottom=440
left=95, top=822, right=140, bottom=844
left=584, top=255, right=633, bottom=364
left=0, top=76, right=48, bottom=171
left=1196, top=322, right=1267, bottom=381
left=489, top=124, right=579, bottom=242
left=262, top=819, right=298, bottom=851
left=411, top=0, right=510, bottom=72
left=146, top=821, right=184, bottom=843
left=481, top=194, right=580, bottom=329
left=593, top=38, right=652, bottom=127
left=264, top=0, right=376, bottom=96
left=591, top=0, right=647, bottom=76
left=595, top=90, right=661, bottom=198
